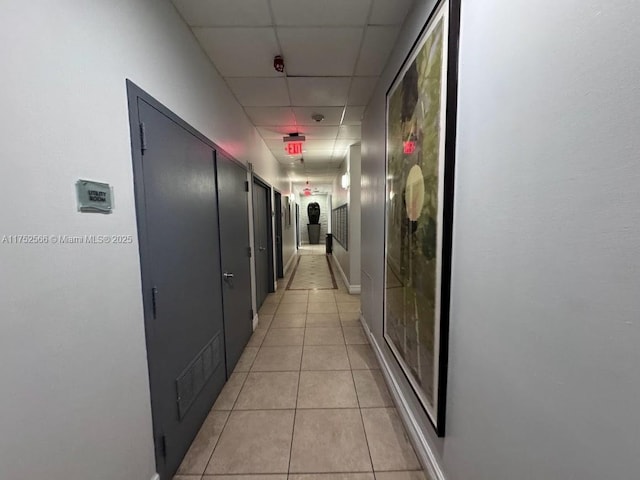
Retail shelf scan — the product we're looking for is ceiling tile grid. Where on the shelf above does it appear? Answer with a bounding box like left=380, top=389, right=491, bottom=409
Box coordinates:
left=172, top=0, right=414, bottom=180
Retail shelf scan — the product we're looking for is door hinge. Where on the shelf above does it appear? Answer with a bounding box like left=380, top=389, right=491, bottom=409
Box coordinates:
left=245, top=180, right=249, bottom=192
left=151, top=286, right=158, bottom=319
left=139, top=122, right=147, bottom=154
left=158, top=434, right=167, bottom=457
left=247, top=246, right=252, bottom=258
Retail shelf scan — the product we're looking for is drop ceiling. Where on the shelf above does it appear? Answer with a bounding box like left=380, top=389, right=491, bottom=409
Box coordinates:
left=172, top=0, right=414, bottom=180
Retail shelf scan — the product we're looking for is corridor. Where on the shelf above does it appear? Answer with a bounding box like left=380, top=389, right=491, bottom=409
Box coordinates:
left=174, top=247, right=427, bottom=480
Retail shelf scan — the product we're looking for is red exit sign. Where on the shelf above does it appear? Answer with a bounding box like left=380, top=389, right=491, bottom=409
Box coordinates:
left=403, top=141, right=416, bottom=154
left=285, top=142, right=304, bottom=155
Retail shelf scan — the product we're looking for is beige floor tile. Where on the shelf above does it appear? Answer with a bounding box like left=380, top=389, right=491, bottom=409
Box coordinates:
left=247, top=328, right=267, bottom=347
left=235, top=372, right=299, bottom=410
left=262, top=328, right=305, bottom=346
left=337, top=303, right=361, bottom=313
left=280, top=294, right=309, bottom=304
left=307, top=302, right=338, bottom=314
left=233, top=347, right=259, bottom=372
left=343, top=326, right=369, bottom=345
left=297, top=371, right=358, bottom=409
left=306, top=313, right=340, bottom=326
left=289, top=475, right=373, bottom=480
left=251, top=346, right=302, bottom=372
left=256, top=315, right=273, bottom=330
left=263, top=296, right=281, bottom=306
left=339, top=312, right=361, bottom=322
left=347, top=345, right=380, bottom=370
left=271, top=314, right=306, bottom=328
left=307, top=291, right=336, bottom=302
left=213, top=372, right=248, bottom=410
left=335, top=293, right=361, bottom=304
left=259, top=303, right=278, bottom=315
left=277, top=302, right=308, bottom=314
left=203, top=476, right=287, bottom=480
left=374, top=472, right=430, bottom=480
left=352, top=370, right=394, bottom=408
left=361, top=409, right=421, bottom=471
left=304, top=327, right=345, bottom=346
left=174, top=476, right=201, bottom=480
left=290, top=409, right=372, bottom=473
left=177, top=411, right=229, bottom=475
left=206, top=410, right=295, bottom=474
left=283, top=290, right=309, bottom=297
left=301, top=345, right=351, bottom=371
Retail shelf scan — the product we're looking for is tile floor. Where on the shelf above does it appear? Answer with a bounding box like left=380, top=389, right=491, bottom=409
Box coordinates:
left=174, top=246, right=429, bottom=480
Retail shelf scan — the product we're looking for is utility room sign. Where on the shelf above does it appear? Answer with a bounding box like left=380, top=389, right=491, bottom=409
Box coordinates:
left=76, top=179, right=113, bottom=213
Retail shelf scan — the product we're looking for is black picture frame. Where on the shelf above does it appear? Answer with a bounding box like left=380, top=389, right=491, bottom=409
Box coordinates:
left=382, top=0, right=460, bottom=437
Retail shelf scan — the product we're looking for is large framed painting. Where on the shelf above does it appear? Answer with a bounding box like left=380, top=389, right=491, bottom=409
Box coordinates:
left=384, top=0, right=459, bottom=436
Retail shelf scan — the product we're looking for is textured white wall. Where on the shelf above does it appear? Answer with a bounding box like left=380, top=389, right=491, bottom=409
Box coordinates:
left=0, top=1, right=286, bottom=479
left=362, top=0, right=640, bottom=479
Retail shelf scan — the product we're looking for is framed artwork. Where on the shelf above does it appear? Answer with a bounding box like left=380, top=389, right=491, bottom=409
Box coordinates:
left=384, top=0, right=460, bottom=436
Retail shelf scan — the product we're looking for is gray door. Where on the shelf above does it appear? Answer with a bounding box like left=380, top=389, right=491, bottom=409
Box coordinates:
left=274, top=191, right=284, bottom=278
left=133, top=96, right=226, bottom=480
left=252, top=179, right=273, bottom=309
left=216, top=154, right=252, bottom=376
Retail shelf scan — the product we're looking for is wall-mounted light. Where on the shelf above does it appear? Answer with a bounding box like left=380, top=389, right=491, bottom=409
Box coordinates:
left=341, top=173, right=350, bottom=189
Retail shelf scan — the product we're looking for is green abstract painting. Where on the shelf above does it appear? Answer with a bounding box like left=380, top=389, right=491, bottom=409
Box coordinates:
left=384, top=1, right=450, bottom=431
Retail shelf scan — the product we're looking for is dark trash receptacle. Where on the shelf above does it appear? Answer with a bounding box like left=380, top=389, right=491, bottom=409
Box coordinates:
left=326, top=233, right=333, bottom=254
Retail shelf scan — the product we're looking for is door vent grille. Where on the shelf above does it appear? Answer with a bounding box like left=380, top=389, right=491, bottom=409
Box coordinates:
left=176, top=333, right=222, bottom=419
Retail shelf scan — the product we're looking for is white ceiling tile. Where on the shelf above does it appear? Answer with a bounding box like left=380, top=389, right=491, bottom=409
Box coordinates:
left=342, top=106, right=366, bottom=125
left=244, top=106, right=295, bottom=125
left=299, top=151, right=334, bottom=161
left=348, top=77, right=378, bottom=105
left=338, top=125, right=361, bottom=139
left=258, top=126, right=302, bottom=138
left=172, top=0, right=272, bottom=26
left=278, top=28, right=363, bottom=76
left=265, top=138, right=291, bottom=153
left=194, top=27, right=280, bottom=77
left=227, top=78, right=289, bottom=106
left=271, top=0, right=370, bottom=26
left=293, top=106, right=344, bottom=125
left=355, top=26, right=400, bottom=76
left=301, top=139, right=336, bottom=151
left=295, top=126, right=340, bottom=139
left=369, top=0, right=414, bottom=25
left=288, top=77, right=350, bottom=106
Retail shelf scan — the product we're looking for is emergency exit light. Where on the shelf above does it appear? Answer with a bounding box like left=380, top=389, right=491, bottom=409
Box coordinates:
left=286, top=142, right=304, bottom=155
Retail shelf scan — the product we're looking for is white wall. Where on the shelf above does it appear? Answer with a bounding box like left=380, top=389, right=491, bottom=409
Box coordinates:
left=361, top=1, right=640, bottom=479
left=0, top=1, right=286, bottom=479
left=332, top=144, right=361, bottom=292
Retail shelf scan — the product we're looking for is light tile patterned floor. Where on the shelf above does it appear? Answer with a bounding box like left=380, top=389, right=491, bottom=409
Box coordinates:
left=174, top=246, right=429, bottom=480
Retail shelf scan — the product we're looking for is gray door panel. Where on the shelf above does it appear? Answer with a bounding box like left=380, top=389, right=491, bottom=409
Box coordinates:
left=136, top=99, right=226, bottom=479
left=216, top=155, right=252, bottom=375
left=253, top=180, right=271, bottom=309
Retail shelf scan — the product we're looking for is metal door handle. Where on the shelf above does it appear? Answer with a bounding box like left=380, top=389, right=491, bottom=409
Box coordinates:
left=223, top=272, right=234, bottom=279
left=259, top=246, right=266, bottom=251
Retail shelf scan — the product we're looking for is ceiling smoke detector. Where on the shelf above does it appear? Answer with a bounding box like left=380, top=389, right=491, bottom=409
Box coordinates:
left=311, top=113, right=325, bottom=123
left=273, top=55, right=285, bottom=73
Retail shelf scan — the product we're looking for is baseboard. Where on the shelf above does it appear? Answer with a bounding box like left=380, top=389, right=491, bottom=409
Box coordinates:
left=360, top=315, right=447, bottom=480
left=331, top=255, right=360, bottom=294
left=252, top=313, right=259, bottom=331
left=150, top=474, right=160, bottom=480
left=284, top=251, right=297, bottom=275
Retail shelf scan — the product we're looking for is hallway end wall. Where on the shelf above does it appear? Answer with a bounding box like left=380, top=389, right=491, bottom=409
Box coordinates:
left=0, top=1, right=285, bottom=479
left=361, top=0, right=640, bottom=479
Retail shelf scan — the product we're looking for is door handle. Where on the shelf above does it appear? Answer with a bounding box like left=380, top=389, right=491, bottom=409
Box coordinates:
left=223, top=272, right=234, bottom=280
left=259, top=246, right=266, bottom=251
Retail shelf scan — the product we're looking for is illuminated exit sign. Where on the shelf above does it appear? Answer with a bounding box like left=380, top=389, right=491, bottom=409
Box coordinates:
left=285, top=142, right=304, bottom=155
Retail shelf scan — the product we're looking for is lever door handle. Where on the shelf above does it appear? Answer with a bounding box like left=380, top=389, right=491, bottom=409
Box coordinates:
left=259, top=246, right=266, bottom=251
left=223, top=272, right=234, bottom=280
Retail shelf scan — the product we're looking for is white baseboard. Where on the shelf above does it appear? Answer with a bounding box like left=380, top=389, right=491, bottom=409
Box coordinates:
left=331, top=255, right=360, bottom=294
left=150, top=474, right=160, bottom=480
left=252, top=313, right=259, bottom=331
left=284, top=251, right=297, bottom=275
left=360, top=315, right=447, bottom=480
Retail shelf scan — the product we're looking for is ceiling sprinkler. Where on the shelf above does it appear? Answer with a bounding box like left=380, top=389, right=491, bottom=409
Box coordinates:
left=311, top=113, right=325, bottom=123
